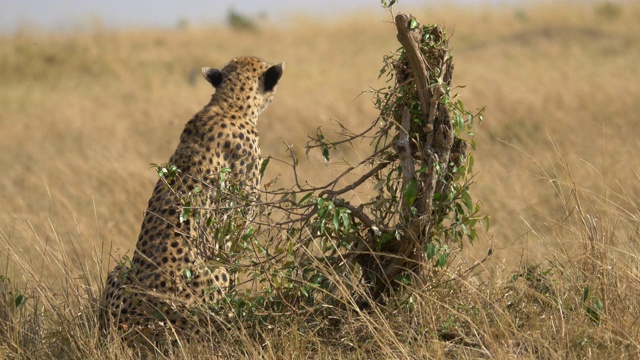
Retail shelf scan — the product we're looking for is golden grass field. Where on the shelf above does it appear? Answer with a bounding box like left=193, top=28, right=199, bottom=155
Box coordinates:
left=1, top=2, right=640, bottom=358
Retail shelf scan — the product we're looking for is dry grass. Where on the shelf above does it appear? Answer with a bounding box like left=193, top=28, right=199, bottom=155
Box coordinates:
left=0, top=2, right=639, bottom=358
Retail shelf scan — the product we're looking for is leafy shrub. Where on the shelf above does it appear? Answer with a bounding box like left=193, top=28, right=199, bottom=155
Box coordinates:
left=156, top=14, right=487, bottom=328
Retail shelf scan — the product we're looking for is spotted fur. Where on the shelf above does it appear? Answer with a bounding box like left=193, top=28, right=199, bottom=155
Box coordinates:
left=100, top=56, right=283, bottom=343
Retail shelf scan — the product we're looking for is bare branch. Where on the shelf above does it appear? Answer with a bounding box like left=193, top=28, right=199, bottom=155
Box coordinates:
left=394, top=14, right=433, bottom=130
left=320, top=160, right=392, bottom=199
left=397, top=107, right=417, bottom=217
left=306, top=118, right=381, bottom=151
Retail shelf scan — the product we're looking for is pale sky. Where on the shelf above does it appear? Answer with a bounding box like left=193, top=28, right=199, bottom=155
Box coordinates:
left=0, top=0, right=528, bottom=34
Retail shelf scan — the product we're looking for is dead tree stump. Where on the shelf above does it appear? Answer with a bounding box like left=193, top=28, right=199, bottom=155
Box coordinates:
left=354, top=14, right=468, bottom=300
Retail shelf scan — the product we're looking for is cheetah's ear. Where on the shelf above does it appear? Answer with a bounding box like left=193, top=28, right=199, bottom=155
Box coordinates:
left=264, top=63, right=284, bottom=92
left=202, top=67, right=224, bottom=88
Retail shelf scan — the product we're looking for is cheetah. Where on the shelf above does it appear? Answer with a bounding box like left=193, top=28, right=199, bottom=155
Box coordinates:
left=100, top=56, right=284, bottom=344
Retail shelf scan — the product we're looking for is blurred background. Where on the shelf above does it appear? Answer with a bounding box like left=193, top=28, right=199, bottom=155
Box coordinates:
left=0, top=0, right=637, bottom=283
left=2, top=0, right=526, bottom=33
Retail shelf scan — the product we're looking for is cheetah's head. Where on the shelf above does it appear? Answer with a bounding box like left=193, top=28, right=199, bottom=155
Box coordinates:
left=201, top=56, right=284, bottom=115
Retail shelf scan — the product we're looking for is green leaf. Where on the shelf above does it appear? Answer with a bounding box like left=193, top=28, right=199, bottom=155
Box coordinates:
left=242, top=227, right=254, bottom=241
left=377, top=232, right=394, bottom=251
left=383, top=0, right=397, bottom=8
left=409, top=18, right=418, bottom=29
left=340, top=209, right=352, bottom=230
left=455, top=111, right=464, bottom=131
left=455, top=202, right=465, bottom=217
left=180, top=204, right=191, bottom=223
left=219, top=172, right=227, bottom=187
left=424, top=242, right=440, bottom=260
left=152, top=311, right=167, bottom=320
left=395, top=273, right=412, bottom=285
left=403, top=179, right=418, bottom=208
left=373, top=179, right=386, bottom=191
left=260, top=156, right=270, bottom=178
left=436, top=252, right=449, bottom=268
left=468, top=227, right=477, bottom=242
left=14, top=294, right=25, bottom=308
left=322, top=146, right=330, bottom=162
left=462, top=191, right=473, bottom=212
left=333, top=210, right=340, bottom=230
left=582, top=286, right=590, bottom=304
left=594, top=298, right=604, bottom=311
left=586, top=303, right=601, bottom=326
left=183, top=268, right=192, bottom=281
left=298, top=192, right=314, bottom=205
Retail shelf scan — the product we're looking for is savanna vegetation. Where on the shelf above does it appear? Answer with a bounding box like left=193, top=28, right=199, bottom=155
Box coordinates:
left=0, top=2, right=639, bottom=358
